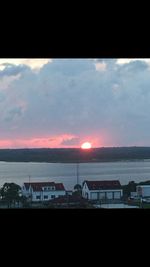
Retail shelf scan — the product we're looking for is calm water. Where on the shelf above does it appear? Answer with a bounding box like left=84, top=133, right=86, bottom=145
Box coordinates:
left=1, top=160, right=150, bottom=190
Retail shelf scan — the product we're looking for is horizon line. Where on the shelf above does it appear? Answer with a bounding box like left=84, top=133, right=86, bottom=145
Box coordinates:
left=0, top=146, right=150, bottom=150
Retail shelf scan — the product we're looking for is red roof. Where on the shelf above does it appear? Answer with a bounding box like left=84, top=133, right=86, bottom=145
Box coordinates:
left=55, top=183, right=65, bottom=191
left=24, top=182, right=65, bottom=192
left=84, top=180, right=121, bottom=190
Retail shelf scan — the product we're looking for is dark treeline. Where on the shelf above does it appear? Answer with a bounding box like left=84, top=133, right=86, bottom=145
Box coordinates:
left=0, top=147, right=150, bottom=162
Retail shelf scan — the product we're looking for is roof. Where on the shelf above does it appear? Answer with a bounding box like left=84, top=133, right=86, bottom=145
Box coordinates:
left=23, top=182, right=65, bottom=192
left=55, top=183, right=65, bottom=191
left=83, top=180, right=122, bottom=190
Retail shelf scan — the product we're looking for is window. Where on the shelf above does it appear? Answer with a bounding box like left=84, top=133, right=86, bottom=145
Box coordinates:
left=51, top=195, right=55, bottom=199
left=36, top=196, right=41, bottom=199
left=43, top=187, right=48, bottom=191
left=44, top=195, right=48, bottom=199
left=43, top=186, right=54, bottom=191
left=42, top=186, right=55, bottom=191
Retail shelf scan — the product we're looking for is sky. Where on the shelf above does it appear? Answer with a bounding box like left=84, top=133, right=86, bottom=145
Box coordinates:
left=0, top=58, right=150, bottom=148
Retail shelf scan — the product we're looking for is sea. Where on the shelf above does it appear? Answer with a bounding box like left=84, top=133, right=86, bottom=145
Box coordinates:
left=1, top=160, right=150, bottom=190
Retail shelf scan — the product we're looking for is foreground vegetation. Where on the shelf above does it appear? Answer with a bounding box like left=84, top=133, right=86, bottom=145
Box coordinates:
left=0, top=183, right=27, bottom=208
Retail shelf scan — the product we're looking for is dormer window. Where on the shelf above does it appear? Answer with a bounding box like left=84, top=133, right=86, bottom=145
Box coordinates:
left=43, top=186, right=55, bottom=191
left=43, top=187, right=49, bottom=191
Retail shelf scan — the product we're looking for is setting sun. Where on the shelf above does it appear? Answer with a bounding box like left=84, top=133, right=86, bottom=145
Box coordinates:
left=81, top=142, right=92, bottom=149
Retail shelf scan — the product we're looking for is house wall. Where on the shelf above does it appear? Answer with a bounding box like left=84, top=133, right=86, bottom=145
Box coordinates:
left=89, top=190, right=122, bottom=200
left=82, top=183, right=90, bottom=199
left=137, top=186, right=150, bottom=197
left=22, top=186, right=31, bottom=198
left=82, top=182, right=123, bottom=200
left=22, top=184, right=66, bottom=201
left=114, top=191, right=122, bottom=199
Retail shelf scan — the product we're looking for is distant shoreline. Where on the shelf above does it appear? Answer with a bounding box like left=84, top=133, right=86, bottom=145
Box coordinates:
left=0, top=158, right=150, bottom=164
left=0, top=147, right=150, bottom=163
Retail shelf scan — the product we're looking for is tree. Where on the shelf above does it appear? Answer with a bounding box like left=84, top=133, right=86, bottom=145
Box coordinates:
left=0, top=183, right=21, bottom=208
left=73, top=184, right=82, bottom=196
left=74, top=184, right=82, bottom=191
left=122, top=181, right=137, bottom=199
left=20, top=195, right=29, bottom=208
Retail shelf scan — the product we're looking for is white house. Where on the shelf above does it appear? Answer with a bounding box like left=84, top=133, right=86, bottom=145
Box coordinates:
left=82, top=180, right=123, bottom=200
left=22, top=182, right=66, bottom=202
left=136, top=185, right=150, bottom=198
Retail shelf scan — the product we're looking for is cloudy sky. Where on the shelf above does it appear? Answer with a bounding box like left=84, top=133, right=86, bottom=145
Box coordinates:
left=0, top=58, right=150, bottom=148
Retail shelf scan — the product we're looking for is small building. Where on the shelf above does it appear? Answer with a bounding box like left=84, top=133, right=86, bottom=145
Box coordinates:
left=66, top=190, right=73, bottom=196
left=130, top=192, right=138, bottom=197
left=22, top=182, right=66, bottom=202
left=82, top=180, right=123, bottom=200
left=136, top=185, right=150, bottom=198
left=130, top=191, right=138, bottom=199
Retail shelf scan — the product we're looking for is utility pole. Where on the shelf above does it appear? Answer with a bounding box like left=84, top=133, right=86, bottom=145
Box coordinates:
left=29, top=175, right=32, bottom=203
left=76, top=163, right=79, bottom=185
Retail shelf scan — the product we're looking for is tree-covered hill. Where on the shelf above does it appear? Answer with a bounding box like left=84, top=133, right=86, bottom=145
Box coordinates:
left=0, top=147, right=150, bottom=162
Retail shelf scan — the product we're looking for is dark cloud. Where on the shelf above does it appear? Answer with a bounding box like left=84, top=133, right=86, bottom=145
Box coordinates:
left=0, top=58, right=150, bottom=146
left=0, top=64, right=29, bottom=77
left=40, top=59, right=95, bottom=76
left=4, top=106, right=25, bottom=122
left=61, top=137, right=80, bottom=146
left=118, top=60, right=148, bottom=73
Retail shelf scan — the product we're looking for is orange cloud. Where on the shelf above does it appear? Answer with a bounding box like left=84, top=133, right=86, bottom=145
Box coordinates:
left=0, top=140, right=13, bottom=148
left=0, top=134, right=79, bottom=148
left=0, top=132, right=115, bottom=149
